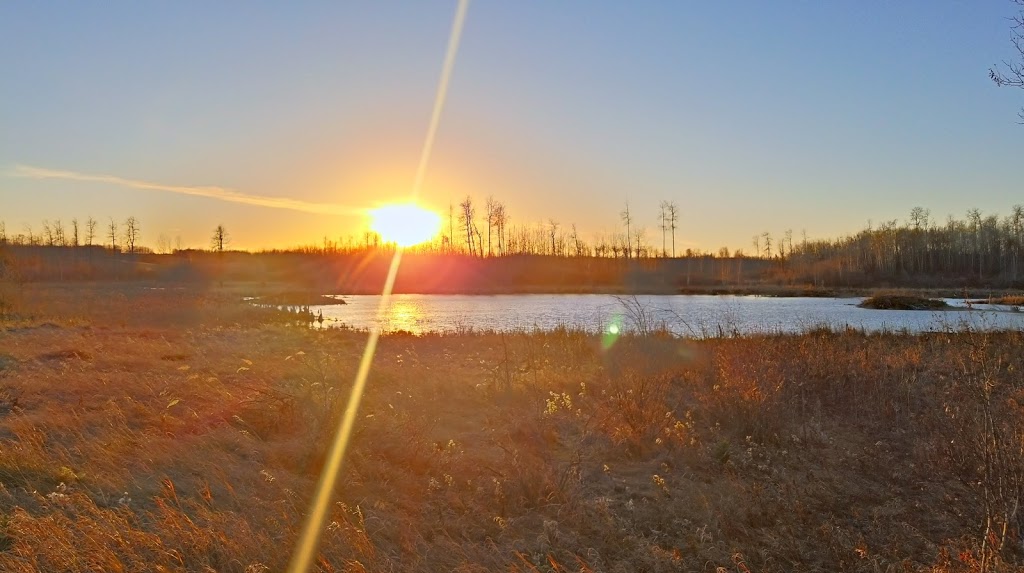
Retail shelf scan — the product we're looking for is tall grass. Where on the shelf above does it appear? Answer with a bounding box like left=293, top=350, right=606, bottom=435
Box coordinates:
left=0, top=284, right=1022, bottom=571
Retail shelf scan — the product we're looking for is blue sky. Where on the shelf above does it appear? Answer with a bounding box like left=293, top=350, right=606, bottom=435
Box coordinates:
left=2, top=1, right=1022, bottom=251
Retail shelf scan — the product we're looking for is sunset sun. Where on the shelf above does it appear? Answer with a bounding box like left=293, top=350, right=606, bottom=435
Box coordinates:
left=368, top=203, right=442, bottom=247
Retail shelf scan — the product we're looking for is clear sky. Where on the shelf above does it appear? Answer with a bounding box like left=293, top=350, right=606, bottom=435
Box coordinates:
left=2, top=1, right=1023, bottom=252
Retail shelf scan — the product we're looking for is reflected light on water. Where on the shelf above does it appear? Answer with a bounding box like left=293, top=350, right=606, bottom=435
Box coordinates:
left=383, top=299, right=426, bottom=333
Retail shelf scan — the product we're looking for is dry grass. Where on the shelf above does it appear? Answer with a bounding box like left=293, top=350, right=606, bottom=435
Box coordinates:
left=0, top=283, right=1023, bottom=571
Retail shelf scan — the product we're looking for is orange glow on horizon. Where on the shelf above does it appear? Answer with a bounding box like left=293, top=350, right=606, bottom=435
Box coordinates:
left=368, top=202, right=442, bottom=247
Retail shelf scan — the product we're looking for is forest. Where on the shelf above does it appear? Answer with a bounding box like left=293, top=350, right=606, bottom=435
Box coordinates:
left=1, top=204, right=1023, bottom=291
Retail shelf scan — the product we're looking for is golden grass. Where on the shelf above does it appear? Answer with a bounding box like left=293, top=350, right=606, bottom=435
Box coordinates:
left=0, top=283, right=1022, bottom=571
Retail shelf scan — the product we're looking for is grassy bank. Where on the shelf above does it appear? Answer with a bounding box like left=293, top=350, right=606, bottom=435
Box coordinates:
left=1, top=284, right=1023, bottom=571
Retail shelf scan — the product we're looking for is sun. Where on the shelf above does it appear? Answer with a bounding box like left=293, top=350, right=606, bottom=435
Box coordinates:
left=368, top=203, right=442, bottom=247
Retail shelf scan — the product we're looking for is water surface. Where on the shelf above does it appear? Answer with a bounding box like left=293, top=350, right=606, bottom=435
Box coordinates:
left=309, top=294, right=1024, bottom=335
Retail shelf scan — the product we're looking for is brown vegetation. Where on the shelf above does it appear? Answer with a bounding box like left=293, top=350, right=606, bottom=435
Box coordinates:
left=858, top=295, right=951, bottom=311
left=0, top=284, right=1023, bottom=571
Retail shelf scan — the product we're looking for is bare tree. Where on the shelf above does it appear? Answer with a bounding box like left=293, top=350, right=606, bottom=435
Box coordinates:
left=54, top=220, right=66, bottom=247
left=570, top=224, right=586, bottom=257
left=620, top=202, right=633, bottom=259
left=211, top=224, right=229, bottom=252
left=124, top=216, right=140, bottom=253
left=23, top=224, right=36, bottom=246
left=459, top=196, right=476, bottom=255
left=86, top=217, right=97, bottom=247
left=42, top=220, right=54, bottom=246
left=633, top=227, right=646, bottom=258
left=667, top=202, right=679, bottom=257
left=0, top=221, right=6, bottom=245
left=493, top=201, right=508, bottom=255
left=991, top=0, right=1024, bottom=120
left=71, top=218, right=79, bottom=247
left=485, top=196, right=498, bottom=256
left=108, top=218, right=118, bottom=251
left=548, top=219, right=559, bottom=256
left=448, top=202, right=455, bottom=253
left=658, top=201, right=669, bottom=257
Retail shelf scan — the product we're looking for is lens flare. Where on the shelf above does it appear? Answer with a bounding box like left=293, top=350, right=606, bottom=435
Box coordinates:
left=287, top=1, right=469, bottom=570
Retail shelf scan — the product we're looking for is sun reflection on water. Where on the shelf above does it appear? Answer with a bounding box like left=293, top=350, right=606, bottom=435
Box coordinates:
left=382, top=299, right=426, bottom=334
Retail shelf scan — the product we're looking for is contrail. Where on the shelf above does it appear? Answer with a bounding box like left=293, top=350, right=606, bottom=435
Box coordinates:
left=286, top=1, right=469, bottom=572
left=9, top=164, right=362, bottom=216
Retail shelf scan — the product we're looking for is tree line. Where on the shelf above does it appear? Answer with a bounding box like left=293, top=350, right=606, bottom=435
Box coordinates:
left=0, top=216, right=143, bottom=253
left=771, top=205, right=1024, bottom=286
left=3, top=203, right=1024, bottom=288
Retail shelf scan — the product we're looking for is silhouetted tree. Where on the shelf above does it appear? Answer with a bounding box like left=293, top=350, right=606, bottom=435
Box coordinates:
left=447, top=202, right=455, bottom=253
left=459, top=196, right=476, bottom=255
left=485, top=196, right=498, bottom=256
left=42, top=220, right=54, bottom=246
left=658, top=201, right=669, bottom=256
left=211, top=224, right=229, bottom=252
left=493, top=201, right=508, bottom=255
left=86, top=217, right=97, bottom=247
left=667, top=201, right=679, bottom=257
left=620, top=202, right=633, bottom=259
left=71, top=218, right=79, bottom=247
left=54, top=220, right=66, bottom=247
left=633, top=227, right=646, bottom=258
left=991, top=0, right=1024, bottom=120
left=108, top=218, right=118, bottom=251
left=124, top=216, right=140, bottom=253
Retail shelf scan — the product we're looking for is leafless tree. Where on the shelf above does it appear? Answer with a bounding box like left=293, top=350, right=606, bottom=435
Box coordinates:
left=0, top=221, right=6, bottom=245
left=211, top=224, right=229, bottom=252
left=658, top=201, right=669, bottom=256
left=71, top=218, right=79, bottom=247
left=447, top=202, right=455, bottom=253
left=570, top=224, right=586, bottom=257
left=667, top=201, right=679, bottom=257
left=86, top=217, right=97, bottom=247
left=108, top=218, right=118, bottom=251
left=459, top=196, right=476, bottom=255
left=620, top=202, right=633, bottom=259
left=124, top=216, right=140, bottom=253
left=42, top=220, right=54, bottom=246
left=493, top=201, right=508, bottom=255
left=545, top=219, right=558, bottom=256
left=633, top=227, right=646, bottom=258
left=54, top=220, right=66, bottom=247
left=485, top=196, right=498, bottom=256
left=22, top=224, right=36, bottom=246
left=991, top=0, right=1024, bottom=120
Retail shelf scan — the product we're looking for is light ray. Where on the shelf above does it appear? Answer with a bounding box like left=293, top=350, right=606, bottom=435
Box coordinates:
left=286, top=1, right=469, bottom=571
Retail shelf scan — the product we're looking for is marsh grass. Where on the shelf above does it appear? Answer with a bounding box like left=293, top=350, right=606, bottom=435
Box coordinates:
left=0, top=283, right=1022, bottom=571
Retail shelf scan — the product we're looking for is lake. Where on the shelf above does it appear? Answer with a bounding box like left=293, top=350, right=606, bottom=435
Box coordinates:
left=307, top=294, right=1024, bottom=335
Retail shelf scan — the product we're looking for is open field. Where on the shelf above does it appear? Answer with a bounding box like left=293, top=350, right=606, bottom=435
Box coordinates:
left=1, top=283, right=1024, bottom=571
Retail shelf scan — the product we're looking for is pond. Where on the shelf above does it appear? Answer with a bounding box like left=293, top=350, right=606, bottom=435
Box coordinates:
left=306, top=294, right=1024, bottom=335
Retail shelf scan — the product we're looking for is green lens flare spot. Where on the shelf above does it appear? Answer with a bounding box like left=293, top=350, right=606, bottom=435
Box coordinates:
left=602, top=316, right=623, bottom=350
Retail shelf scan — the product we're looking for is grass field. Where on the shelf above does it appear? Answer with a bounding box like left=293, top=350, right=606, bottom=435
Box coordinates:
left=1, top=282, right=1023, bottom=572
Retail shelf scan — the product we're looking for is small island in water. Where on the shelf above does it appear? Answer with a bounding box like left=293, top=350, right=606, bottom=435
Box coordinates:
left=858, top=294, right=950, bottom=310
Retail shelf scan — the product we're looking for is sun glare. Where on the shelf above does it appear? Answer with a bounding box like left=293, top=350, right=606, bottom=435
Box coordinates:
left=368, top=203, right=442, bottom=247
